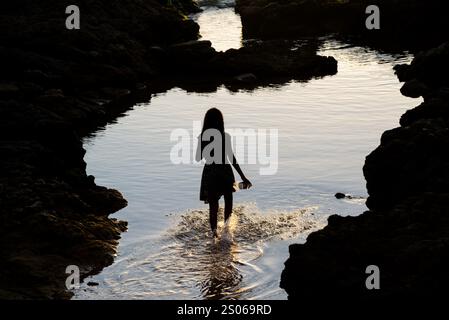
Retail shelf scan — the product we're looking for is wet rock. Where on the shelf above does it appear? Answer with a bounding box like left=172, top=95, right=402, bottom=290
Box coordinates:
left=400, top=79, right=429, bottom=98
left=165, top=40, right=338, bottom=90
left=167, top=40, right=217, bottom=65
left=393, top=64, right=412, bottom=82
left=400, top=98, right=449, bottom=127
left=281, top=192, right=449, bottom=300
left=281, top=42, right=449, bottom=300
left=209, top=41, right=338, bottom=83
left=364, top=118, right=449, bottom=211
left=395, top=42, right=449, bottom=90
left=335, top=192, right=364, bottom=200
left=87, top=282, right=99, bottom=287
left=170, top=40, right=215, bottom=53
left=334, top=193, right=346, bottom=199
left=236, top=0, right=449, bottom=51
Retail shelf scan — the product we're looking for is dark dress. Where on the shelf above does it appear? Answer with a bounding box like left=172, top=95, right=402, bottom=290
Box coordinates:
left=198, top=132, right=236, bottom=203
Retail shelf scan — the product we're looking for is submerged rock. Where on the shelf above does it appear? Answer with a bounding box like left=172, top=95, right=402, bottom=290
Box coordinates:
left=334, top=192, right=346, bottom=199
left=87, top=282, right=100, bottom=287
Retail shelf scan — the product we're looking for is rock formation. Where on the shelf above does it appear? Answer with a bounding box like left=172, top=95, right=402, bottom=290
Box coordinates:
left=235, top=0, right=449, bottom=51
left=281, top=41, right=449, bottom=300
left=0, top=0, right=200, bottom=299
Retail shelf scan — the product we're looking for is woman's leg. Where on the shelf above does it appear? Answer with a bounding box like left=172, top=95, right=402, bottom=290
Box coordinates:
left=224, top=191, right=233, bottom=222
left=208, top=193, right=219, bottom=233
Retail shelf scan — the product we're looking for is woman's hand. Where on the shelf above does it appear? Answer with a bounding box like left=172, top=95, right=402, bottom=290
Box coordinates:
left=242, top=177, right=252, bottom=189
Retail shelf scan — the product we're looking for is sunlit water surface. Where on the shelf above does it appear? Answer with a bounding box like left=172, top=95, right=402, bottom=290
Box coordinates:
left=73, top=3, right=417, bottom=299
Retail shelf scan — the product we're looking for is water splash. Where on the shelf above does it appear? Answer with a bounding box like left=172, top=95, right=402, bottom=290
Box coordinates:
left=74, top=204, right=321, bottom=300
left=171, top=204, right=315, bottom=243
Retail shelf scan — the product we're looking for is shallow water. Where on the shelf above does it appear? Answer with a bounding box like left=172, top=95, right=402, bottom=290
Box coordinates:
left=73, top=3, right=417, bottom=300
left=193, top=5, right=242, bottom=52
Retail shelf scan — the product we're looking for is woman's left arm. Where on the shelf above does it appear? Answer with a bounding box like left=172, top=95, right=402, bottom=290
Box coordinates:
left=231, top=154, right=252, bottom=187
left=227, top=133, right=252, bottom=186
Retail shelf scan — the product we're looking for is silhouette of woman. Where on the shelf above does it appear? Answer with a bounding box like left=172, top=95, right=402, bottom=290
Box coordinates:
left=196, top=108, right=252, bottom=238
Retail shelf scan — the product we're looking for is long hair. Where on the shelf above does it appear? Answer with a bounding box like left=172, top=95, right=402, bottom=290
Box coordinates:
left=201, top=108, right=224, bottom=135
left=200, top=108, right=226, bottom=163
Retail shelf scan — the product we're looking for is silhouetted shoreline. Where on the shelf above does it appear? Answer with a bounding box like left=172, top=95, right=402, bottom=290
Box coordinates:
left=235, top=0, right=449, bottom=51
left=0, top=0, right=201, bottom=299
left=281, top=42, right=449, bottom=300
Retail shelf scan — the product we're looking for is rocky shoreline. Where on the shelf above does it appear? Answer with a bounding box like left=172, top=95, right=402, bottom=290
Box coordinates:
left=280, top=42, right=449, bottom=299
left=0, top=1, right=338, bottom=298
left=0, top=0, right=203, bottom=300
left=235, top=0, right=449, bottom=51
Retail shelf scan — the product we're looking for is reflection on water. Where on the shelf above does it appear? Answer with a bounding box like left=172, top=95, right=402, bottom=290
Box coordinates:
left=192, top=5, right=242, bottom=52
left=74, top=205, right=318, bottom=300
left=201, top=240, right=242, bottom=300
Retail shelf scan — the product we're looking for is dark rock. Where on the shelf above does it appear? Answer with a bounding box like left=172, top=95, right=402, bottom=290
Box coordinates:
left=364, top=118, right=449, bottom=211
left=87, top=282, right=99, bottom=287
left=165, top=40, right=338, bottom=91
left=395, top=42, right=449, bottom=90
left=0, top=0, right=201, bottom=300
left=214, top=41, right=338, bottom=79
left=335, top=193, right=365, bottom=200
left=281, top=42, right=449, bottom=300
left=0, top=83, right=20, bottom=99
left=23, top=70, right=60, bottom=88
left=19, top=82, right=45, bottom=99
left=236, top=0, right=449, bottom=51
left=281, top=192, right=449, bottom=300
left=170, top=40, right=214, bottom=51
left=335, top=192, right=346, bottom=199
left=393, top=64, right=412, bottom=82
left=400, top=98, right=449, bottom=127
left=170, top=0, right=203, bottom=13
left=207, top=41, right=338, bottom=85
left=167, top=40, right=217, bottom=65
left=400, top=79, right=429, bottom=98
